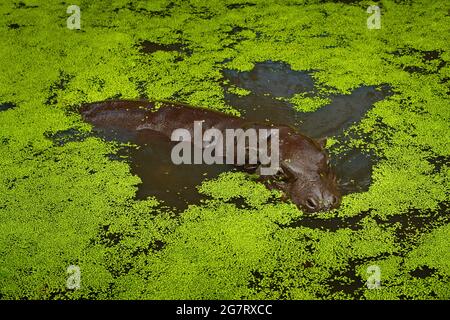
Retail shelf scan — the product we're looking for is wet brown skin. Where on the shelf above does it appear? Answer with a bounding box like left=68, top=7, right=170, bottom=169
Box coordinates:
left=80, top=100, right=341, bottom=212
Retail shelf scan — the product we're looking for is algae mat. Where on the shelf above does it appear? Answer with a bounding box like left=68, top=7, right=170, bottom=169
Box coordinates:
left=0, top=0, right=449, bottom=299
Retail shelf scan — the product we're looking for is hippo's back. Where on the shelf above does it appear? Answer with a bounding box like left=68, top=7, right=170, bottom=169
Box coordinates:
left=80, top=100, right=244, bottom=138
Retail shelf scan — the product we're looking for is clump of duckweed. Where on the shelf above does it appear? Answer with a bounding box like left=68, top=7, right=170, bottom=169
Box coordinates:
left=289, top=93, right=331, bottom=112
left=0, top=0, right=449, bottom=299
left=198, top=172, right=281, bottom=208
left=227, top=86, right=252, bottom=97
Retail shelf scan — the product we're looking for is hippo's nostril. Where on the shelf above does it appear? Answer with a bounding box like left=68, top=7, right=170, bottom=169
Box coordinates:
left=306, top=198, right=318, bottom=210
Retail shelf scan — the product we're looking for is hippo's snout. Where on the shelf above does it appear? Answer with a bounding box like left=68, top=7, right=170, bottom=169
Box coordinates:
left=303, top=191, right=340, bottom=212
left=285, top=178, right=341, bottom=213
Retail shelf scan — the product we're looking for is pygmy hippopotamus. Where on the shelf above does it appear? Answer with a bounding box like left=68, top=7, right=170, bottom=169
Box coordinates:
left=80, top=100, right=341, bottom=212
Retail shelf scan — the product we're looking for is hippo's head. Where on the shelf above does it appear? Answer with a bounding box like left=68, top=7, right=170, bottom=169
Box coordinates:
left=267, top=127, right=341, bottom=212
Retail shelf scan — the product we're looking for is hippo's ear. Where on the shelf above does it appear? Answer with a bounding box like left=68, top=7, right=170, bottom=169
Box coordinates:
left=316, top=137, right=327, bottom=149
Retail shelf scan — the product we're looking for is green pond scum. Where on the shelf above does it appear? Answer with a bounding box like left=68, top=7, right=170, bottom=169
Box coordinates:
left=0, top=0, right=449, bottom=300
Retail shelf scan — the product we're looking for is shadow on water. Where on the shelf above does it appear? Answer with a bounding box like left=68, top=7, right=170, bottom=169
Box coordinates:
left=223, top=61, right=391, bottom=195
left=72, top=60, right=390, bottom=211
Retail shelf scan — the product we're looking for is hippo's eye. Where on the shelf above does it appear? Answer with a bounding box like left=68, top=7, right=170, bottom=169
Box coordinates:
left=273, top=167, right=293, bottom=182
left=274, top=167, right=288, bottom=181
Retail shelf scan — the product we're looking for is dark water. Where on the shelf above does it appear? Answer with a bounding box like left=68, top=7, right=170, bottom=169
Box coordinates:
left=120, top=132, right=235, bottom=209
left=139, top=40, right=186, bottom=54
left=223, top=61, right=389, bottom=138
left=74, top=61, right=389, bottom=210
left=0, top=102, right=17, bottom=112
left=223, top=61, right=390, bottom=195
